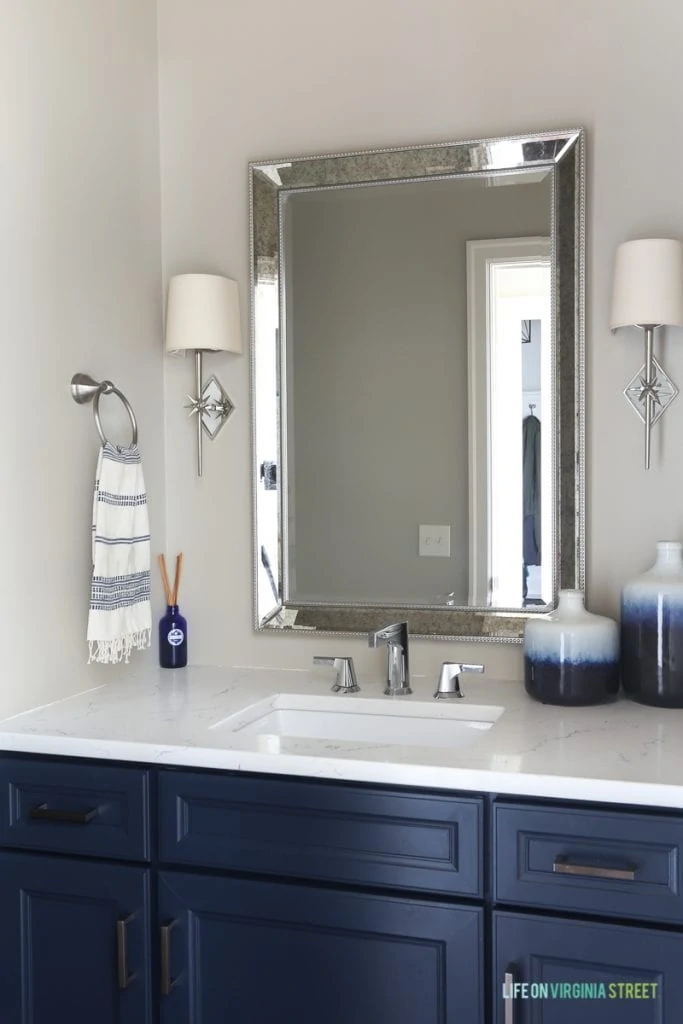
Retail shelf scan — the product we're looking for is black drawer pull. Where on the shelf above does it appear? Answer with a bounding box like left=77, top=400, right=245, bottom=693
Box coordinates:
left=29, top=803, right=98, bottom=825
left=553, top=855, right=636, bottom=881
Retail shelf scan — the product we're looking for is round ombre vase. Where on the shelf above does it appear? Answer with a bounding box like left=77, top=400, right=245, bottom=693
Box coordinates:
left=524, top=590, right=620, bottom=706
left=621, top=541, right=683, bottom=707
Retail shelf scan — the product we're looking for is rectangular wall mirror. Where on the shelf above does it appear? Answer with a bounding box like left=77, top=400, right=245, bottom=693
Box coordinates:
left=250, top=129, right=585, bottom=641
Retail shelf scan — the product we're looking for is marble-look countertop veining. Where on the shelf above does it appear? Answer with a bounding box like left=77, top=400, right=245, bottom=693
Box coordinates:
left=1, top=665, right=683, bottom=808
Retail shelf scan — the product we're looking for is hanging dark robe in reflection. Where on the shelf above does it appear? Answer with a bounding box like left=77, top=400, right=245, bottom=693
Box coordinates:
left=523, top=413, right=541, bottom=565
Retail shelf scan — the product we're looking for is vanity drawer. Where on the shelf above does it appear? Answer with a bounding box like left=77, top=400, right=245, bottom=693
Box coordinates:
left=160, top=770, right=483, bottom=897
left=0, top=757, right=150, bottom=862
left=494, top=801, right=683, bottom=924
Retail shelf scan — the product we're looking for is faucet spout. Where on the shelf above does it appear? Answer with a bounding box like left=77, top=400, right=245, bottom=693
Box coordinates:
left=368, top=621, right=412, bottom=696
left=369, top=621, right=407, bottom=647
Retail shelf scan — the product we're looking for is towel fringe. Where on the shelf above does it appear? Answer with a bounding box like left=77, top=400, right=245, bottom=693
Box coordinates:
left=88, top=629, right=151, bottom=665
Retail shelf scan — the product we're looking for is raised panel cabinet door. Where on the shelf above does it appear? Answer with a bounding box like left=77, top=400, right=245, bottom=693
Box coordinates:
left=493, top=910, right=683, bottom=1023
left=159, top=871, right=483, bottom=1024
left=0, top=851, right=152, bottom=1024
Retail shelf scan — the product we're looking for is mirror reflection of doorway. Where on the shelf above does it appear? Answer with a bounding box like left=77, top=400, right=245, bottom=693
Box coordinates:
left=467, top=238, right=552, bottom=608
left=521, top=318, right=543, bottom=607
left=254, top=271, right=281, bottom=621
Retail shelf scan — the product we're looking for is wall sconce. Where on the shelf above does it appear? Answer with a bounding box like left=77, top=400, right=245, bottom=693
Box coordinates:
left=611, top=238, right=683, bottom=469
left=165, top=273, right=242, bottom=477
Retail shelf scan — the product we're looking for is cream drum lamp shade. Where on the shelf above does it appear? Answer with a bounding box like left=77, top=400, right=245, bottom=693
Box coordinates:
left=165, top=274, right=242, bottom=354
left=611, top=239, right=683, bottom=329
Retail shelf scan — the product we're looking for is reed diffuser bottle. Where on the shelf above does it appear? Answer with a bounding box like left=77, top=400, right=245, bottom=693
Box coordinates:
left=158, top=553, right=187, bottom=669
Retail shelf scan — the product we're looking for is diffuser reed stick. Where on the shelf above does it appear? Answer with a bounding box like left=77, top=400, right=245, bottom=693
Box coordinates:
left=158, top=554, right=173, bottom=606
left=172, top=553, right=184, bottom=606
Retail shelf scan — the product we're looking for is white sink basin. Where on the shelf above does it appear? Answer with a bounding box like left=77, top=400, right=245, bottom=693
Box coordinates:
left=212, top=693, right=503, bottom=754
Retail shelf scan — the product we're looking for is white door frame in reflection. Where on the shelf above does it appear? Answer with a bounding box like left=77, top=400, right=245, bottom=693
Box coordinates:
left=466, top=237, right=552, bottom=607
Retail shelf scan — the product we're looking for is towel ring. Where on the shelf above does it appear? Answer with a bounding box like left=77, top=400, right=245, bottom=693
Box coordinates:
left=93, top=381, right=138, bottom=446
left=71, top=373, right=138, bottom=447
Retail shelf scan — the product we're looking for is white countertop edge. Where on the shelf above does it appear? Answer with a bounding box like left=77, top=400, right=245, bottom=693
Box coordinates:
left=3, top=667, right=683, bottom=811
left=2, top=731, right=683, bottom=810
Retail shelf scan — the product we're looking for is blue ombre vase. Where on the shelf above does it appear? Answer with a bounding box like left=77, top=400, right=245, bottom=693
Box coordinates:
left=524, top=590, right=620, bottom=705
left=621, top=541, right=683, bottom=707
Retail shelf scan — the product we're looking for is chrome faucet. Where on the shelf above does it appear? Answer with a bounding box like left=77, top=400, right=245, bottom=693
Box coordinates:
left=368, top=621, right=412, bottom=696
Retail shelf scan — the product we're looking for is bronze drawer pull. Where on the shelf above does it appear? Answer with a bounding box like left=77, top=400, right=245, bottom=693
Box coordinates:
left=504, top=969, right=515, bottom=1024
left=116, top=915, right=134, bottom=990
left=553, top=855, right=636, bottom=881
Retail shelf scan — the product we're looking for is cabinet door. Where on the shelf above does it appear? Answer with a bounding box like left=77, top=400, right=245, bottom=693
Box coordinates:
left=494, top=910, right=683, bottom=1023
left=159, top=871, right=483, bottom=1024
left=0, top=851, right=152, bottom=1024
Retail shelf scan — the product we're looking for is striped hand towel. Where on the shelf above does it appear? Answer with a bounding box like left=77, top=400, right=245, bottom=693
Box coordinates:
left=87, top=442, right=152, bottom=664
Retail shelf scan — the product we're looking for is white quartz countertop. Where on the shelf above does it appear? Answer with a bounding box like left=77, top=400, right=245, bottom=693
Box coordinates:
left=2, top=665, right=683, bottom=809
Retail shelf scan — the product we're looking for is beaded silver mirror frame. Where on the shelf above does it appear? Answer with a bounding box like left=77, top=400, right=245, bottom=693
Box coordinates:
left=250, top=129, right=585, bottom=642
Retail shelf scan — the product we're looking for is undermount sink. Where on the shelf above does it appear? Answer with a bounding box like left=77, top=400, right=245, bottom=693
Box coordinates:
left=211, top=693, right=503, bottom=754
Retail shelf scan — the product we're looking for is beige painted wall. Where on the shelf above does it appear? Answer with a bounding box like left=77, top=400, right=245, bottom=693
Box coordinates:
left=1, top=2, right=164, bottom=716
left=286, top=180, right=549, bottom=604
left=158, top=0, right=683, bottom=684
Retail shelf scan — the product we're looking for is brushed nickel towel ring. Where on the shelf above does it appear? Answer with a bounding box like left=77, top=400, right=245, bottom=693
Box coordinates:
left=71, top=373, right=138, bottom=446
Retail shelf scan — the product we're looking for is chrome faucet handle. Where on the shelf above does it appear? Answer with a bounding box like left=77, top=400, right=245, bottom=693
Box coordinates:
left=313, top=656, right=360, bottom=693
left=368, top=622, right=412, bottom=696
left=434, top=662, right=484, bottom=700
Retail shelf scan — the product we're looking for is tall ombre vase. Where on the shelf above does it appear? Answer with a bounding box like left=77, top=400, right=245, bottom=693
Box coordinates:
left=524, top=590, right=620, bottom=706
left=621, top=541, right=683, bottom=707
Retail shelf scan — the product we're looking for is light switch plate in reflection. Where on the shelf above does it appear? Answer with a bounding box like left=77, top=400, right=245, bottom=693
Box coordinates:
left=419, top=525, right=451, bottom=557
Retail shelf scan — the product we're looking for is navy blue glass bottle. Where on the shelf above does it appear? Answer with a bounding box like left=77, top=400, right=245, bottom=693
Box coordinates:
left=159, top=605, right=188, bottom=668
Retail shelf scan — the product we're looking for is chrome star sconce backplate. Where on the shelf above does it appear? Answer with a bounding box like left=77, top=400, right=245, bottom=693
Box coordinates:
left=186, top=373, right=235, bottom=441
left=183, top=350, right=237, bottom=476
left=623, top=355, right=678, bottom=428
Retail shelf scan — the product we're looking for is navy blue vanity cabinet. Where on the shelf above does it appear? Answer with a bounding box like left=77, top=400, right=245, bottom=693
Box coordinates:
left=0, top=851, right=152, bottom=1024
left=493, top=910, right=683, bottom=1023
left=11, top=750, right=683, bottom=1024
left=157, top=773, right=485, bottom=1022
left=0, top=756, right=153, bottom=1024
left=491, top=800, right=683, bottom=1022
left=158, top=869, right=483, bottom=1024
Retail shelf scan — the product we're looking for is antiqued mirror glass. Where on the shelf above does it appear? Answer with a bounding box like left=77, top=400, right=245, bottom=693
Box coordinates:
left=250, top=129, right=585, bottom=641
